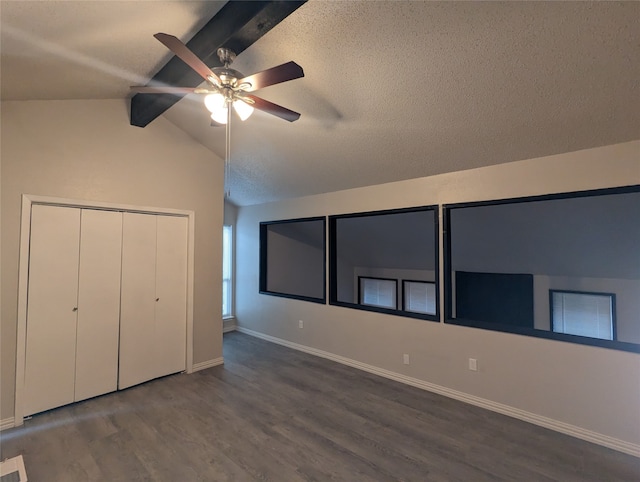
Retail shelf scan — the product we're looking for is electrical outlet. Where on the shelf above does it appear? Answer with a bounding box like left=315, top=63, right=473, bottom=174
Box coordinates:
left=299, top=320, right=304, bottom=328
left=403, top=354, right=410, bottom=365
left=468, top=358, right=478, bottom=371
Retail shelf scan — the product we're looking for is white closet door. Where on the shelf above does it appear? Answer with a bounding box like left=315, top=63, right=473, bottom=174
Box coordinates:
left=24, top=205, right=80, bottom=416
left=74, top=209, right=123, bottom=402
left=119, top=213, right=157, bottom=389
left=155, top=215, right=188, bottom=377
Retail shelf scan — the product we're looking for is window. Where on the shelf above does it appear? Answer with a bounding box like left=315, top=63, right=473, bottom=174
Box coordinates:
left=359, top=277, right=397, bottom=309
left=222, top=224, right=233, bottom=318
left=551, top=290, right=615, bottom=341
left=444, top=185, right=639, bottom=353
left=329, top=206, right=439, bottom=320
left=259, top=217, right=326, bottom=303
left=403, top=280, right=436, bottom=315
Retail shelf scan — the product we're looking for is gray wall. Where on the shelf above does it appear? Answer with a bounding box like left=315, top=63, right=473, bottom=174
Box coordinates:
left=450, top=194, right=640, bottom=279
left=235, top=141, right=640, bottom=449
left=266, top=226, right=324, bottom=299
left=1, top=99, right=224, bottom=421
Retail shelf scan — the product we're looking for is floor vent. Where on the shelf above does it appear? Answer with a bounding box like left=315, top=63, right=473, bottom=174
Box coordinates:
left=0, top=455, right=27, bottom=482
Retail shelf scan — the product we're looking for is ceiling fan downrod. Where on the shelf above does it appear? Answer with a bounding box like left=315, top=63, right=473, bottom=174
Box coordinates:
left=217, top=47, right=236, bottom=68
left=225, top=93, right=232, bottom=199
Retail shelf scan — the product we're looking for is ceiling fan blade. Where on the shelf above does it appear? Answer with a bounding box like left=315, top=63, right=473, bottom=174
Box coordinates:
left=154, top=33, right=221, bottom=85
left=238, top=61, right=304, bottom=92
left=244, top=94, right=301, bottom=122
left=130, top=86, right=201, bottom=94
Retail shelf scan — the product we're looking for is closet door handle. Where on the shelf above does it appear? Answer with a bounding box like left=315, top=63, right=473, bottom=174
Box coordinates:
left=72, top=307, right=78, bottom=312
left=156, top=298, right=160, bottom=302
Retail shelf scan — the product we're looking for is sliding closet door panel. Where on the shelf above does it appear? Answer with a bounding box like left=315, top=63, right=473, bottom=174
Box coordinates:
left=24, top=205, right=80, bottom=416
left=155, top=215, right=188, bottom=377
left=74, top=209, right=123, bottom=402
left=119, top=213, right=157, bottom=389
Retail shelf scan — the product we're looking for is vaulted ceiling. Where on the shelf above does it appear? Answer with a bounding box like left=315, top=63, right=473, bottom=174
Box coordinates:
left=2, top=1, right=639, bottom=206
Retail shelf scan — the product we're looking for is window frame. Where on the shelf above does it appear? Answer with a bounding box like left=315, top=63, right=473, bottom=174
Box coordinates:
left=329, top=205, right=440, bottom=321
left=402, top=279, right=437, bottom=316
left=358, top=276, right=398, bottom=310
left=259, top=216, right=327, bottom=304
left=222, top=224, right=233, bottom=319
left=549, top=289, right=617, bottom=341
left=443, top=184, right=639, bottom=353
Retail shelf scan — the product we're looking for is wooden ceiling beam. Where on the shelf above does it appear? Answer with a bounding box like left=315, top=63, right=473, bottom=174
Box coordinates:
left=130, top=0, right=306, bottom=127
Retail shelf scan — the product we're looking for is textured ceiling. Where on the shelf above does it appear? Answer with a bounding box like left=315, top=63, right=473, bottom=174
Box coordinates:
left=2, top=1, right=639, bottom=206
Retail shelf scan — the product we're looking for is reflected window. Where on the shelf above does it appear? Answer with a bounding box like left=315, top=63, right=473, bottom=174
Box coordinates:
left=260, top=217, right=326, bottom=303
left=403, top=280, right=437, bottom=315
left=359, top=277, right=397, bottom=309
left=551, top=290, right=615, bottom=340
left=330, top=206, right=439, bottom=321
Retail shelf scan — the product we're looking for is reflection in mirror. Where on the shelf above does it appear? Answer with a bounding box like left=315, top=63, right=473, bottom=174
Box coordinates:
left=259, top=217, right=325, bottom=303
left=359, top=277, right=398, bottom=309
left=550, top=290, right=615, bottom=340
left=444, top=186, right=640, bottom=352
left=403, top=280, right=437, bottom=315
left=330, top=206, right=439, bottom=321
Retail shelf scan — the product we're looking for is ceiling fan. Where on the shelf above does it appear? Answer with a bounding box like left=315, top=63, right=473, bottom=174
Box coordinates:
left=132, top=33, right=304, bottom=198
left=131, top=33, right=304, bottom=125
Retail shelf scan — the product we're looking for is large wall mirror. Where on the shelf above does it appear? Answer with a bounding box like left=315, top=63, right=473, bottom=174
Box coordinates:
left=329, top=206, right=439, bottom=321
left=444, top=186, right=640, bottom=352
left=259, top=217, right=326, bottom=303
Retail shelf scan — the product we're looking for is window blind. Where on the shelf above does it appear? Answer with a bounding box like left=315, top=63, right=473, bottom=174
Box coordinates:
left=404, top=281, right=436, bottom=315
left=360, top=278, right=397, bottom=309
left=552, top=291, right=613, bottom=340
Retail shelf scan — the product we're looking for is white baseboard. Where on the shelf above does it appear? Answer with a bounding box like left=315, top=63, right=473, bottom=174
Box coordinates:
left=223, top=317, right=237, bottom=333
left=0, top=417, right=15, bottom=431
left=192, top=357, right=224, bottom=372
left=237, top=326, right=640, bottom=458
left=0, top=454, right=27, bottom=480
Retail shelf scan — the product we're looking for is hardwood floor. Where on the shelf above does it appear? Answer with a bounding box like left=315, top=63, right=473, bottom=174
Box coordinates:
left=1, top=331, right=638, bottom=481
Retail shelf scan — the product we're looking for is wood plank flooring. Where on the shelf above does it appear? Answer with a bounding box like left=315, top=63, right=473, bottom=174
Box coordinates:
left=1, top=331, right=638, bottom=481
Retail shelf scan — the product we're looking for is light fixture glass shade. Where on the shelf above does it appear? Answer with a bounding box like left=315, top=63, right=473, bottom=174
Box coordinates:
left=205, top=93, right=228, bottom=124
left=233, top=99, right=254, bottom=121
left=210, top=108, right=228, bottom=125
left=204, top=93, right=225, bottom=112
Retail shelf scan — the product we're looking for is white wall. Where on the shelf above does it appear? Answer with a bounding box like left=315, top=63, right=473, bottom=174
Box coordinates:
left=235, top=141, right=640, bottom=451
left=1, top=99, right=224, bottom=422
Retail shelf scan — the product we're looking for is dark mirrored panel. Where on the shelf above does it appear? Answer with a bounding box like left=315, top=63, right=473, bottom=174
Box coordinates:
left=330, top=206, right=439, bottom=321
left=444, top=186, right=640, bottom=352
left=260, top=217, right=326, bottom=303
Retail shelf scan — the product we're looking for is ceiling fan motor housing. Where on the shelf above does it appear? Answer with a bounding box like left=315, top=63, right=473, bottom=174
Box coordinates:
left=217, top=47, right=236, bottom=66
